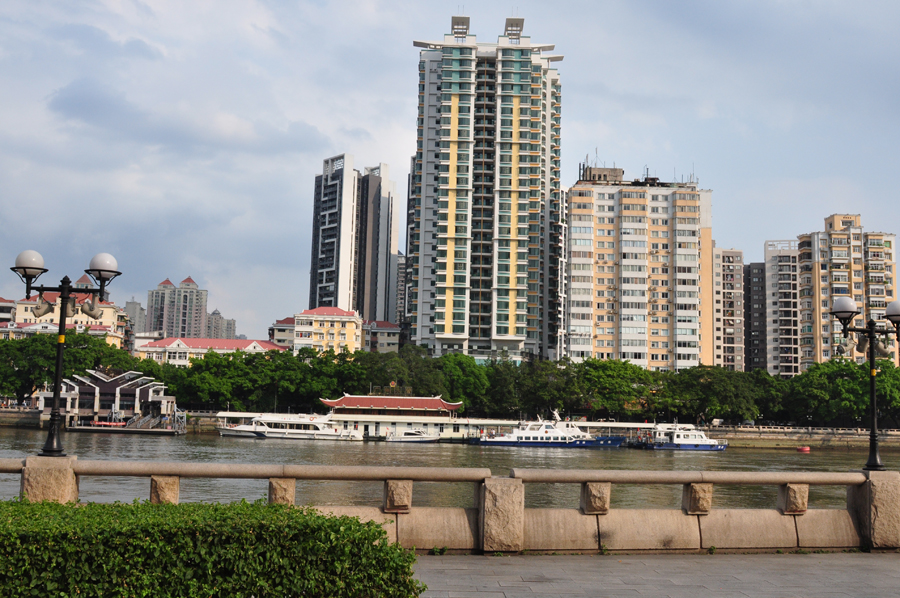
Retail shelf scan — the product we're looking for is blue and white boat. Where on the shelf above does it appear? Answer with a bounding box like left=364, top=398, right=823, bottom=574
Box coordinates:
left=473, top=411, right=625, bottom=448
left=633, top=424, right=726, bottom=451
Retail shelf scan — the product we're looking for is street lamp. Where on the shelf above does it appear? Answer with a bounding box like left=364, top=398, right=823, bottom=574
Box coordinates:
left=830, top=296, right=900, bottom=471
left=10, top=250, right=121, bottom=457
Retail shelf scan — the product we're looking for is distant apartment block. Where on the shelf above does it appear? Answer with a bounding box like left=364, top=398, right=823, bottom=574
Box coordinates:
left=363, top=320, right=401, bottom=353
left=308, top=155, right=399, bottom=323
left=207, top=309, right=236, bottom=340
left=147, top=277, right=208, bottom=338
left=124, top=299, right=146, bottom=335
left=564, top=166, right=712, bottom=371
left=751, top=214, right=898, bottom=378
left=293, top=307, right=363, bottom=354
left=711, top=247, right=744, bottom=371
left=797, top=215, right=897, bottom=370
left=395, top=252, right=407, bottom=325
left=743, top=262, right=767, bottom=371
left=406, top=16, right=565, bottom=362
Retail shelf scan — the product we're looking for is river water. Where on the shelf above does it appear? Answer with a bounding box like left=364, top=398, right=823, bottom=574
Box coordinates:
left=1, top=428, right=896, bottom=510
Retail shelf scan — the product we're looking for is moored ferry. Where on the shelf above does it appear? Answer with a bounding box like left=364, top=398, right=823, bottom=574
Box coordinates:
left=218, top=412, right=363, bottom=441
left=631, top=424, right=726, bottom=451
left=472, top=411, right=626, bottom=448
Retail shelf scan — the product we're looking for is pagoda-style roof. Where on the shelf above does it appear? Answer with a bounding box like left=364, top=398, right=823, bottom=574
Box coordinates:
left=321, top=394, right=462, bottom=412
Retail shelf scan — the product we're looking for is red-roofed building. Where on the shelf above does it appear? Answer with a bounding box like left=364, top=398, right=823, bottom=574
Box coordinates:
left=135, top=337, right=285, bottom=366
left=0, top=321, right=126, bottom=346
left=363, top=320, right=400, bottom=353
left=321, top=394, right=462, bottom=415
left=0, top=297, right=15, bottom=324
left=15, top=293, right=127, bottom=348
left=268, top=316, right=296, bottom=348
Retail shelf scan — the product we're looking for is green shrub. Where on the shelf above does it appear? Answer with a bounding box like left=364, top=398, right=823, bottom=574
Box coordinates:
left=0, top=499, right=424, bottom=598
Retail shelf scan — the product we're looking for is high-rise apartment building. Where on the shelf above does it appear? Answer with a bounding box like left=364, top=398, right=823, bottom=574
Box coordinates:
left=308, top=154, right=399, bottom=323
left=565, top=166, right=712, bottom=371
left=124, top=299, right=146, bottom=335
left=797, top=215, right=897, bottom=369
left=711, top=247, right=744, bottom=371
left=743, top=262, right=767, bottom=371
left=395, top=252, right=407, bottom=325
left=406, top=17, right=564, bottom=360
left=207, top=309, right=237, bottom=340
left=146, top=277, right=208, bottom=338
left=761, top=241, right=800, bottom=377
left=751, top=215, right=898, bottom=377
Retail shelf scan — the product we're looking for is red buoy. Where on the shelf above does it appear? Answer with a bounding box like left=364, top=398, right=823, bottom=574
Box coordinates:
left=797, top=446, right=811, bottom=453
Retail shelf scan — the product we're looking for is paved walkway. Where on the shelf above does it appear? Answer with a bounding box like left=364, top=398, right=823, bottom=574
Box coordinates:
left=414, top=553, right=900, bottom=597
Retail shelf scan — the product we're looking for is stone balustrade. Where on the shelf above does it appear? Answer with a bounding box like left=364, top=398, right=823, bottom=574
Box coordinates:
left=3, top=456, right=898, bottom=553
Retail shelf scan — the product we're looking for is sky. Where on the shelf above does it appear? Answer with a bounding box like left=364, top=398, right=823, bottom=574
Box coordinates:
left=1, top=0, right=899, bottom=339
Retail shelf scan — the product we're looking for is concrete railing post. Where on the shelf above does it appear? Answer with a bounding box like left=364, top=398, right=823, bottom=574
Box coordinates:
left=384, top=480, right=413, bottom=513
left=268, top=478, right=295, bottom=505
left=777, top=483, right=808, bottom=515
left=482, top=477, right=524, bottom=552
left=150, top=475, right=180, bottom=504
left=847, top=470, right=900, bottom=549
left=682, top=482, right=713, bottom=515
left=20, top=456, right=78, bottom=504
left=580, top=482, right=611, bottom=515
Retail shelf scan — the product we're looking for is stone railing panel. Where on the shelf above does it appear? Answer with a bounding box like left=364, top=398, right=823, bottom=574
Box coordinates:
left=383, top=480, right=413, bottom=514
left=797, top=510, right=860, bottom=548
left=524, top=509, right=599, bottom=551
left=847, top=470, right=900, bottom=549
left=600, top=510, right=700, bottom=551
left=397, top=507, right=479, bottom=551
left=700, top=510, right=797, bottom=549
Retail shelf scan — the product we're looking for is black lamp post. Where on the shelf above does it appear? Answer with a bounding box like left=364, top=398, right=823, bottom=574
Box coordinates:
left=10, top=250, right=121, bottom=457
left=829, top=296, right=900, bottom=471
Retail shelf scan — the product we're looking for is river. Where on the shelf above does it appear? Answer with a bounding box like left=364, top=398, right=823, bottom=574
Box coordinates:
left=1, top=428, right=896, bottom=510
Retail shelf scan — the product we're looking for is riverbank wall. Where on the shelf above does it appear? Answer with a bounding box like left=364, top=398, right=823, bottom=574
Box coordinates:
left=705, top=425, right=900, bottom=450
left=6, top=457, right=900, bottom=554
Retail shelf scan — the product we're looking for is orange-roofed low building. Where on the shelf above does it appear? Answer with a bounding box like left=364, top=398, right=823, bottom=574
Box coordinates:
left=362, top=320, right=400, bottom=353
left=293, top=306, right=363, bottom=354
left=134, top=338, right=285, bottom=367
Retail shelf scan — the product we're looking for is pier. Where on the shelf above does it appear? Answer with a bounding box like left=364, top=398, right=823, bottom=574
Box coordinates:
left=5, top=456, right=900, bottom=553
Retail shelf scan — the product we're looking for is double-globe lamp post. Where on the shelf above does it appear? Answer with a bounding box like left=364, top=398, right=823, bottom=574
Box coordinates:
left=10, top=250, right=121, bottom=457
left=830, top=296, right=900, bottom=471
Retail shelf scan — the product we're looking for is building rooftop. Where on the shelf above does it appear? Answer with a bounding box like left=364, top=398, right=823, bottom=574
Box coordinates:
left=274, top=317, right=295, bottom=325
left=300, top=307, right=358, bottom=317
left=321, top=394, right=462, bottom=412
left=142, top=338, right=285, bottom=352
left=158, top=279, right=175, bottom=287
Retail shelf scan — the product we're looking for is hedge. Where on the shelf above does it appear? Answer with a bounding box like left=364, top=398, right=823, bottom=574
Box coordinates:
left=0, top=499, right=424, bottom=598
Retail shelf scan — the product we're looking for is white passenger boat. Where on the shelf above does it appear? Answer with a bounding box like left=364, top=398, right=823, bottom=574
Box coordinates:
left=217, top=413, right=363, bottom=441
left=385, top=428, right=441, bottom=443
left=631, top=424, right=726, bottom=451
left=472, top=411, right=625, bottom=448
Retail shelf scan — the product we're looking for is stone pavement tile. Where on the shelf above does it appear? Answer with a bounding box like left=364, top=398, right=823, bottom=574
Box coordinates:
left=446, top=593, right=507, bottom=598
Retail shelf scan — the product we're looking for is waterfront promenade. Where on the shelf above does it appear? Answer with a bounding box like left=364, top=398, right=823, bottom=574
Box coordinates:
left=414, top=553, right=900, bottom=597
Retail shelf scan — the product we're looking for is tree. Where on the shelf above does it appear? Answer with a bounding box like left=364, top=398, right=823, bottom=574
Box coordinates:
left=577, top=359, right=650, bottom=417
left=483, top=358, right=521, bottom=417
left=439, top=353, right=488, bottom=413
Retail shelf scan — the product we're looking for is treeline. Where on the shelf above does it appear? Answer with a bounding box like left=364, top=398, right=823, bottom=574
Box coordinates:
left=2, top=335, right=900, bottom=427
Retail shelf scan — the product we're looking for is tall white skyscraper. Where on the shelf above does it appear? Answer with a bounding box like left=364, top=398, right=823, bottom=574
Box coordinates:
left=406, top=16, right=564, bottom=360
left=308, top=154, right=399, bottom=322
